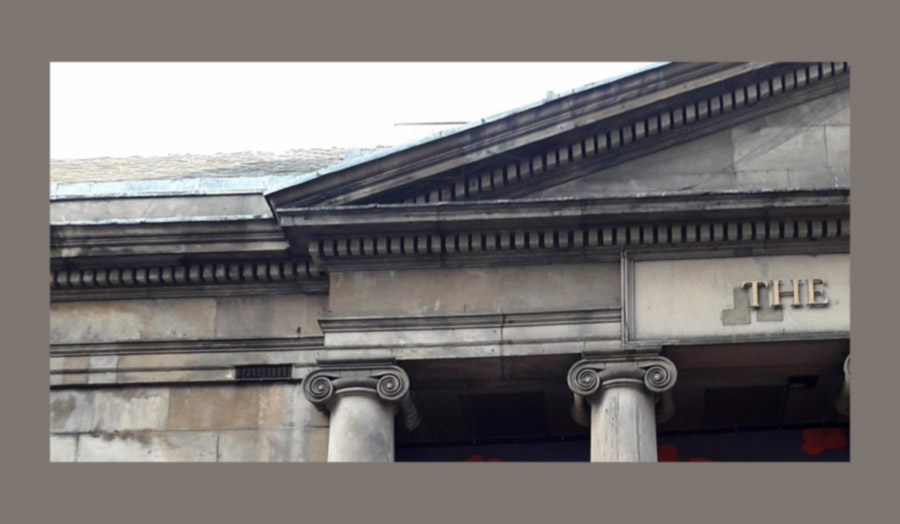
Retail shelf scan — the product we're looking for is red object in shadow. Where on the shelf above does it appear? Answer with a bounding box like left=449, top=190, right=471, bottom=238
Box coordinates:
left=801, top=427, right=848, bottom=456
left=463, top=453, right=506, bottom=462
left=687, top=457, right=716, bottom=462
left=657, top=444, right=680, bottom=462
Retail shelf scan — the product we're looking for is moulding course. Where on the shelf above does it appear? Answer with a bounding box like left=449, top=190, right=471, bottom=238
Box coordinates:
left=318, top=308, right=621, bottom=333
left=50, top=257, right=327, bottom=301
left=50, top=336, right=325, bottom=356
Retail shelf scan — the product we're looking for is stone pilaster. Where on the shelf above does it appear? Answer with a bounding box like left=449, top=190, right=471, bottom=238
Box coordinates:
left=302, top=363, right=420, bottom=462
left=567, top=356, right=678, bottom=462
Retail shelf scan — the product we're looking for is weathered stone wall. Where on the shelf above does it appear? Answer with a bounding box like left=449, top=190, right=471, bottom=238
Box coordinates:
left=50, top=294, right=327, bottom=344
left=531, top=89, right=849, bottom=199
left=49, top=384, right=328, bottom=462
left=328, top=263, right=621, bottom=317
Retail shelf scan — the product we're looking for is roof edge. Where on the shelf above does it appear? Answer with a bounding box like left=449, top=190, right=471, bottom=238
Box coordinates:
left=265, top=62, right=777, bottom=208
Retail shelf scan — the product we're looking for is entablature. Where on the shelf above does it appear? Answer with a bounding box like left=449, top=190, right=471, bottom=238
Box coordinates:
left=278, top=189, right=849, bottom=272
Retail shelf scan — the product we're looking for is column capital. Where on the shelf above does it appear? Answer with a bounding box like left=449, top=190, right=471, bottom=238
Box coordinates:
left=567, top=356, right=678, bottom=397
left=567, top=356, right=678, bottom=426
left=302, top=362, right=421, bottom=431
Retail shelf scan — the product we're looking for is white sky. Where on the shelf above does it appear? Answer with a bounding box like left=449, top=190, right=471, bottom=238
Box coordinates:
left=50, top=62, right=657, bottom=159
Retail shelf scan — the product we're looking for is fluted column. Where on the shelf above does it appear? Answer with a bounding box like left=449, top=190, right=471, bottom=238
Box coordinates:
left=567, top=356, right=677, bottom=462
left=303, top=363, right=420, bottom=462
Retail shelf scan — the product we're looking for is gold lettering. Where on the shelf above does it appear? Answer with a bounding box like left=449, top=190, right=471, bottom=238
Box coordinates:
left=771, top=279, right=802, bottom=308
left=741, top=280, right=768, bottom=309
left=807, top=278, right=828, bottom=307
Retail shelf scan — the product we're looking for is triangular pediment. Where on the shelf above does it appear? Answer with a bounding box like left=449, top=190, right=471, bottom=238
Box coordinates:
left=266, top=62, right=849, bottom=211
left=516, top=87, right=849, bottom=201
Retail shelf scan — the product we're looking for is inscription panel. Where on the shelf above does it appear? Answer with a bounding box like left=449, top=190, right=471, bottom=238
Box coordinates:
left=631, top=254, right=849, bottom=341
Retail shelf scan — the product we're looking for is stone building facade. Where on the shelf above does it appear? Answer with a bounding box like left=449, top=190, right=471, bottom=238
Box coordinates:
left=50, top=62, right=850, bottom=462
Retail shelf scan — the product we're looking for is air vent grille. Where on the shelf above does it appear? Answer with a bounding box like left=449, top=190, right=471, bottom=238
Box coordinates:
left=235, top=364, right=293, bottom=381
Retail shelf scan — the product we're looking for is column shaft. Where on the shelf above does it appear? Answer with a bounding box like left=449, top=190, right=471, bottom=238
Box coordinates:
left=590, top=379, right=658, bottom=462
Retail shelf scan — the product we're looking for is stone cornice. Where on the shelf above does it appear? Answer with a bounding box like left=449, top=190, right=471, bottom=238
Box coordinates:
left=281, top=189, right=848, bottom=231
left=50, top=219, right=288, bottom=259
left=283, top=191, right=849, bottom=271
left=50, top=257, right=327, bottom=302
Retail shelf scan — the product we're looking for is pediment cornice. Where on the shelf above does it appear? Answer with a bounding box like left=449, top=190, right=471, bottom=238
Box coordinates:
left=267, top=62, right=848, bottom=210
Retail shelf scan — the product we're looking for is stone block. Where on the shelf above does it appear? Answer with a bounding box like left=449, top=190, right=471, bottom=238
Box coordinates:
left=733, top=169, right=792, bottom=190
left=285, top=384, right=330, bottom=428
left=76, top=431, right=218, bottom=462
left=116, top=368, right=235, bottom=384
left=291, top=428, right=329, bottom=462
left=825, top=126, right=850, bottom=172
left=88, top=355, right=118, bottom=384
left=217, top=430, right=291, bottom=462
left=50, top=358, right=66, bottom=371
left=732, top=126, right=828, bottom=172
left=63, top=374, right=89, bottom=385
left=91, top=388, right=170, bottom=432
left=497, top=264, right=620, bottom=311
left=50, top=298, right=217, bottom=344
left=821, top=96, right=850, bottom=125
left=167, top=384, right=284, bottom=431
left=63, top=356, right=89, bottom=371
left=330, top=268, right=500, bottom=316
left=50, top=390, right=95, bottom=433
left=214, top=295, right=325, bottom=338
left=788, top=169, right=848, bottom=189
left=50, top=435, right=77, bottom=462
left=217, top=427, right=327, bottom=462
left=735, top=167, right=848, bottom=191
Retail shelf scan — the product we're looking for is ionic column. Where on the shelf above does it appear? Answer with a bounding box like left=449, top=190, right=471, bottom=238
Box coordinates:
left=303, top=363, right=420, bottom=462
left=567, top=356, right=677, bottom=462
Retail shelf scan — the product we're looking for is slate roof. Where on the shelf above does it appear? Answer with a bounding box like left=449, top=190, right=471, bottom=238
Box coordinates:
left=50, top=63, right=669, bottom=199
left=49, top=148, right=385, bottom=183
left=49, top=147, right=393, bottom=199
